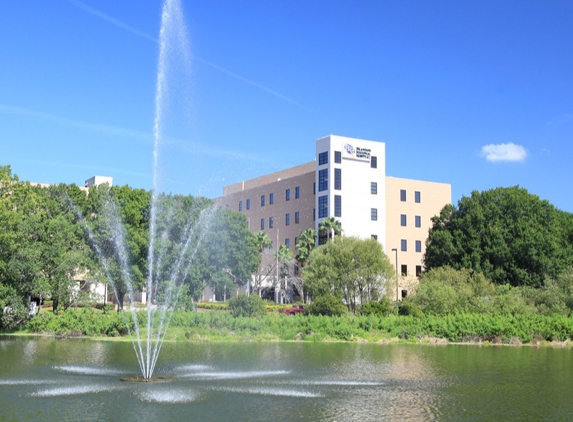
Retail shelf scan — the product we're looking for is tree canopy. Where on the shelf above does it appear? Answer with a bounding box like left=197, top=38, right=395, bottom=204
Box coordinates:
left=424, top=186, right=573, bottom=287
left=302, top=236, right=394, bottom=313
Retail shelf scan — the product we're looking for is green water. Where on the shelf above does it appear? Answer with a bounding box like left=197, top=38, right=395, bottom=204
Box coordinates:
left=0, top=336, right=571, bottom=421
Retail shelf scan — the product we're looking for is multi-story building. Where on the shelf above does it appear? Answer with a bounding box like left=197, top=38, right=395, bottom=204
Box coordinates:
left=217, top=135, right=451, bottom=300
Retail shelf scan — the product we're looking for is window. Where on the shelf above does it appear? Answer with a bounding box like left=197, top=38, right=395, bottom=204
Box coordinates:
left=295, top=186, right=300, bottom=199
left=286, top=189, right=290, bottom=201
left=318, top=169, right=328, bottom=191
left=269, top=241, right=273, bottom=250
left=415, top=240, right=422, bottom=253
left=371, top=156, right=377, bottom=168
left=246, top=199, right=250, bottom=210
left=415, top=191, right=421, bottom=203
left=400, top=189, right=406, bottom=202
left=313, top=208, right=316, bottom=221
left=416, top=266, right=422, bottom=277
left=371, top=182, right=377, bottom=195
left=334, top=168, right=341, bottom=190
left=401, top=214, right=407, bottom=227
left=371, top=234, right=378, bottom=240
left=239, top=201, right=242, bottom=212
left=261, top=195, right=265, bottom=207
left=371, top=208, right=378, bottom=221
left=319, top=151, right=328, bottom=165
left=415, top=215, right=422, bottom=228
left=318, top=195, right=328, bottom=218
left=269, top=217, right=274, bottom=229
left=334, top=195, right=341, bottom=217
left=313, top=182, right=316, bottom=195
left=260, top=219, right=265, bottom=230
left=285, top=213, right=290, bottom=226
left=401, top=239, right=407, bottom=252
left=334, top=151, right=341, bottom=163
left=269, top=193, right=274, bottom=205
left=295, top=211, right=300, bottom=224
left=285, top=238, right=290, bottom=248
left=401, top=264, right=408, bottom=276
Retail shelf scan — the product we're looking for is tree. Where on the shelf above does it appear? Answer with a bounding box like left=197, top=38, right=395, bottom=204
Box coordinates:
left=190, top=208, right=260, bottom=301
left=424, top=186, right=573, bottom=287
left=319, top=217, right=342, bottom=243
left=303, top=236, right=394, bottom=313
left=274, top=244, right=303, bottom=303
left=295, top=228, right=316, bottom=268
left=251, top=231, right=272, bottom=296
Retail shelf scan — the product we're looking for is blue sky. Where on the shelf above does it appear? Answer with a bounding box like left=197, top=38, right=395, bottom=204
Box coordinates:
left=1, top=0, right=572, bottom=211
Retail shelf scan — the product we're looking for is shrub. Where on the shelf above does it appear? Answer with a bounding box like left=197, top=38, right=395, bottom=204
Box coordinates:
left=398, top=299, right=424, bottom=318
left=360, top=297, right=393, bottom=316
left=307, top=295, right=346, bottom=316
left=228, top=294, right=267, bottom=318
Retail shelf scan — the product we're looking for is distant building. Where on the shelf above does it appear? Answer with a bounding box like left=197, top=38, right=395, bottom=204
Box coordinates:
left=85, top=175, right=113, bottom=188
left=216, top=135, right=451, bottom=300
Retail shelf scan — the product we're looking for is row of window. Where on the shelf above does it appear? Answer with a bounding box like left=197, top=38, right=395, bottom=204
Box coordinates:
left=318, top=169, right=379, bottom=195
left=400, top=189, right=421, bottom=203
left=400, top=239, right=423, bottom=253
left=260, top=212, right=301, bottom=230
left=266, top=238, right=293, bottom=250
left=238, top=187, right=301, bottom=211
left=400, top=214, right=422, bottom=228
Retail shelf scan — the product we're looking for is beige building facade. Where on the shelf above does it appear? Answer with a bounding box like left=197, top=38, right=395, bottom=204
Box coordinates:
left=217, top=135, right=451, bottom=299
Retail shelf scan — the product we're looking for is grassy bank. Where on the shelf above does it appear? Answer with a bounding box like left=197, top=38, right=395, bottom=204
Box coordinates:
left=9, top=308, right=573, bottom=345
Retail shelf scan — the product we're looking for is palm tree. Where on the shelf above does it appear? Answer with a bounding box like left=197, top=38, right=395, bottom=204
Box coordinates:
left=254, top=231, right=271, bottom=253
left=252, top=231, right=272, bottom=296
left=295, top=228, right=316, bottom=267
left=319, top=217, right=342, bottom=242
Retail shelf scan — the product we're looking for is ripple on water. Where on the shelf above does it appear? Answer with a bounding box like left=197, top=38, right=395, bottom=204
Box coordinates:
left=185, top=370, right=290, bottom=380
left=29, top=384, right=121, bottom=397
left=52, top=365, right=125, bottom=376
left=213, top=386, right=323, bottom=398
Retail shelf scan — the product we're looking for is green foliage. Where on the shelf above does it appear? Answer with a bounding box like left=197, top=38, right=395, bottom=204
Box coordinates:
left=424, top=187, right=573, bottom=287
left=360, top=297, right=394, bottom=316
left=411, top=267, right=496, bottom=315
left=228, top=294, right=267, bottom=318
left=303, top=236, right=394, bottom=313
left=398, top=299, right=424, bottom=318
left=307, top=295, right=347, bottom=316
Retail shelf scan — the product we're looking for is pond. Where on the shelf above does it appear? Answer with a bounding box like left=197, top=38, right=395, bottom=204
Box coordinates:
left=1, top=336, right=571, bottom=421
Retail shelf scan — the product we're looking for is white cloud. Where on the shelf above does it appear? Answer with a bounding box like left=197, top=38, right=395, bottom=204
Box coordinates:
left=481, top=143, right=527, bottom=162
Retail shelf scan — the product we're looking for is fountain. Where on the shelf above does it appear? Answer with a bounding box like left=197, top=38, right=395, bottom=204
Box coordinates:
left=84, top=0, right=212, bottom=382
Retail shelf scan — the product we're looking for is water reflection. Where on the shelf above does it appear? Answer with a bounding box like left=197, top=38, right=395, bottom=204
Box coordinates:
left=1, top=338, right=573, bottom=421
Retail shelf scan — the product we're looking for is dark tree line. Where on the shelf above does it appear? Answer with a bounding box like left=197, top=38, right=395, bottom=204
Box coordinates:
left=424, top=186, right=573, bottom=287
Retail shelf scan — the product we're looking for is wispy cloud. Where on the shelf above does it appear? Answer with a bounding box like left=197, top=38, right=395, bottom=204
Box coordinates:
left=0, top=104, right=151, bottom=141
left=65, top=0, right=158, bottom=42
left=66, top=0, right=308, bottom=110
left=0, top=103, right=268, bottom=163
left=481, top=143, right=527, bottom=162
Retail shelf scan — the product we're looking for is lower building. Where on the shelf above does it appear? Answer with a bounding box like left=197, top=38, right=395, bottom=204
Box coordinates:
left=216, top=135, right=451, bottom=301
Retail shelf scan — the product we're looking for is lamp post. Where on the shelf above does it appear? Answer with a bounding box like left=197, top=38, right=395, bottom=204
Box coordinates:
left=391, top=248, right=398, bottom=302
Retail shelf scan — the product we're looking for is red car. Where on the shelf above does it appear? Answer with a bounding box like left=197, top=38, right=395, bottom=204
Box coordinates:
left=282, top=305, right=305, bottom=315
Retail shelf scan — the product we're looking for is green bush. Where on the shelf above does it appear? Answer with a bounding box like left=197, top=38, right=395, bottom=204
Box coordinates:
left=307, top=295, right=346, bottom=316
left=228, top=294, right=267, bottom=318
left=360, top=297, right=393, bottom=316
left=398, top=299, right=424, bottom=318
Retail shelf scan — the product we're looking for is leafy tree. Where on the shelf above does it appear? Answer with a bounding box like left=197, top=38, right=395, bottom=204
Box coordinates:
left=360, top=296, right=393, bottom=316
left=303, top=236, right=394, bottom=313
left=424, top=186, right=573, bottom=287
left=190, top=208, right=259, bottom=301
